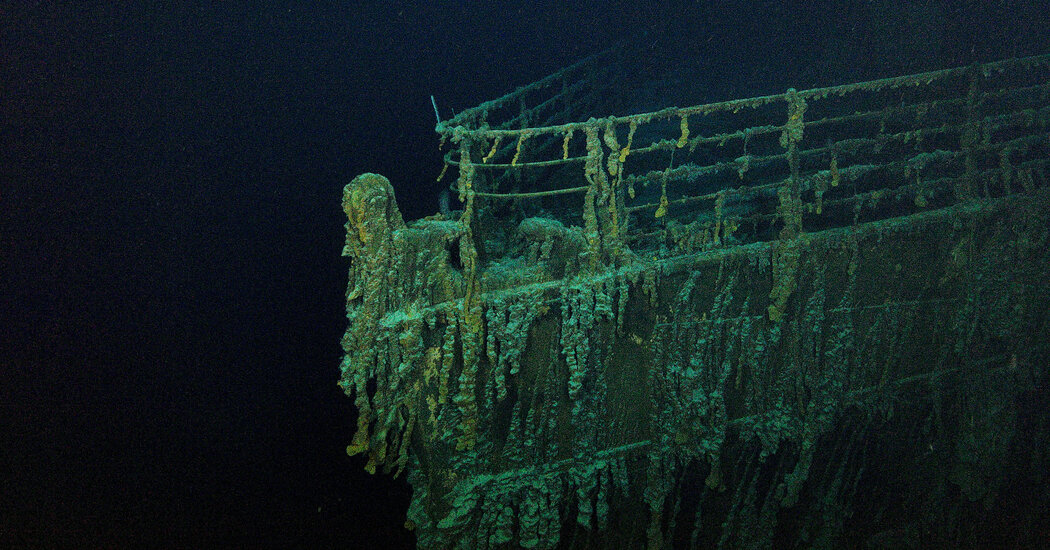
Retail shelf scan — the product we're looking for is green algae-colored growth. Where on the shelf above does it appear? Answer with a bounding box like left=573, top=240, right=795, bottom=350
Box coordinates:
left=342, top=53, right=1050, bottom=548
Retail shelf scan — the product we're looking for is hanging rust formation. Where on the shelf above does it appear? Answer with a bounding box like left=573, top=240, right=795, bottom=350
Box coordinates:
left=341, top=52, right=1050, bottom=548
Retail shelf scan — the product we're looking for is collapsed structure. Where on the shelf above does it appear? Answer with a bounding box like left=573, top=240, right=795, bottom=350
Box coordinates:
left=339, top=50, right=1050, bottom=548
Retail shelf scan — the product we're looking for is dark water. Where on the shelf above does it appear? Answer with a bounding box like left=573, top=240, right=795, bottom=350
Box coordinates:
left=3, top=1, right=1048, bottom=547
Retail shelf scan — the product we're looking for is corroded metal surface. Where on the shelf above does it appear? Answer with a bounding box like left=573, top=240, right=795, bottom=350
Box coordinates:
left=342, top=55, right=1050, bottom=548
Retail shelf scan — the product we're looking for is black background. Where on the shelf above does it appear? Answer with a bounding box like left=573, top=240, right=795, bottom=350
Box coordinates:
left=3, top=1, right=1047, bottom=547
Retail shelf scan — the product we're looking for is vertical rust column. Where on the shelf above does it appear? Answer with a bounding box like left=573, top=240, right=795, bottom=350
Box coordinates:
left=340, top=173, right=405, bottom=472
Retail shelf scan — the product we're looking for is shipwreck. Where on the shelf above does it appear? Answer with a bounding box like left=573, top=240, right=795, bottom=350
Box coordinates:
left=339, top=50, right=1050, bottom=548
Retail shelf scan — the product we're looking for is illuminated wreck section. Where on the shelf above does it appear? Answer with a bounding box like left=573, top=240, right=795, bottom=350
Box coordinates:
left=340, top=52, right=1050, bottom=548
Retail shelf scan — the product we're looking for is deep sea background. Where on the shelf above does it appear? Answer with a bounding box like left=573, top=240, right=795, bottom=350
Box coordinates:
left=3, top=1, right=1048, bottom=547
